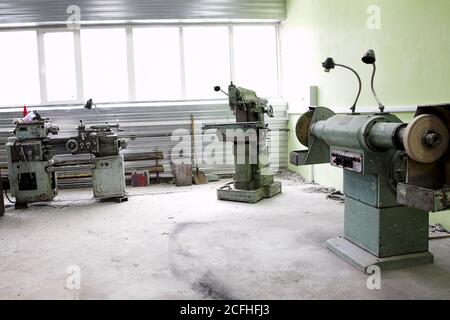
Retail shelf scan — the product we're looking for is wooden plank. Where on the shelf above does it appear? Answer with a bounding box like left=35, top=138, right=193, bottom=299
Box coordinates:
left=123, top=151, right=164, bottom=161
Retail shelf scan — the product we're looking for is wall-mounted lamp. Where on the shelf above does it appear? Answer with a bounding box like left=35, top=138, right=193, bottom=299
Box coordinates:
left=322, top=58, right=336, bottom=73
left=362, top=49, right=385, bottom=113
left=322, top=58, right=362, bottom=114
left=214, top=86, right=229, bottom=96
left=83, top=99, right=99, bottom=122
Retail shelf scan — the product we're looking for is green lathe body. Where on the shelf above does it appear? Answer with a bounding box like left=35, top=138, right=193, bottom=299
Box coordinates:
left=6, top=120, right=129, bottom=209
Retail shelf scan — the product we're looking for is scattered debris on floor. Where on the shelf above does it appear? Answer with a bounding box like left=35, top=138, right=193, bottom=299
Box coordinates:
left=276, top=171, right=306, bottom=184
left=192, top=272, right=234, bottom=300
left=430, top=224, right=450, bottom=239
left=276, top=171, right=345, bottom=203
left=326, top=191, right=345, bottom=203
left=303, top=185, right=336, bottom=194
left=302, top=184, right=345, bottom=203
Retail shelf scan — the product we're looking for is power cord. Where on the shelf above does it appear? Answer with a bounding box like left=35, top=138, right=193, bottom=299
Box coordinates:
left=4, top=189, right=15, bottom=204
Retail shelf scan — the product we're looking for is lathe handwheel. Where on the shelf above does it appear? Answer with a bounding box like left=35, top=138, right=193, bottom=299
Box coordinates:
left=66, top=139, right=79, bottom=153
left=403, top=114, right=449, bottom=164
left=296, top=111, right=314, bottom=147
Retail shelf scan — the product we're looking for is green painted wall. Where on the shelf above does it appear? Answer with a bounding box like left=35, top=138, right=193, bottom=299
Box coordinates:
left=284, top=0, right=450, bottom=228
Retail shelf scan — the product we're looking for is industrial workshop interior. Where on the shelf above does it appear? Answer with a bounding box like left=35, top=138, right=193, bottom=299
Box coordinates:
left=1, top=0, right=450, bottom=305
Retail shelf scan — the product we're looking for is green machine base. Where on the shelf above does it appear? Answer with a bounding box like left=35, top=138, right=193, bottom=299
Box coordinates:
left=217, top=181, right=282, bottom=204
left=327, top=237, right=434, bottom=273
left=327, top=194, right=434, bottom=272
left=99, top=196, right=129, bottom=203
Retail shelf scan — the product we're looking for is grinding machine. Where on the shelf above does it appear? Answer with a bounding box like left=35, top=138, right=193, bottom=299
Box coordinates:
left=291, top=50, right=450, bottom=271
left=5, top=115, right=132, bottom=209
left=204, top=83, right=282, bottom=203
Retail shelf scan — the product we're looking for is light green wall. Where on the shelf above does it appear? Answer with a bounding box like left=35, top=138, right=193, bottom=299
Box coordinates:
left=284, top=0, right=450, bottom=110
left=284, top=0, right=450, bottom=228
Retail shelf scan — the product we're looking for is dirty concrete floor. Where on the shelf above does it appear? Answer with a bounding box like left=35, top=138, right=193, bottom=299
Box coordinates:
left=1, top=175, right=450, bottom=300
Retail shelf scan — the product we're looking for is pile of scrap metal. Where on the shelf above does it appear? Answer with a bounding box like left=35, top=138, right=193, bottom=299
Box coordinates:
left=2, top=110, right=162, bottom=210
left=291, top=50, right=450, bottom=272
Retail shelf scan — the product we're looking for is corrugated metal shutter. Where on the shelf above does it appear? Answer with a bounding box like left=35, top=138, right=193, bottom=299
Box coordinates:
left=0, top=100, right=289, bottom=181
left=0, top=0, right=286, bottom=27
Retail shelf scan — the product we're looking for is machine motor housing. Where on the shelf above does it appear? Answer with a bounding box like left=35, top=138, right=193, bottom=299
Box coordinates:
left=92, top=155, right=126, bottom=199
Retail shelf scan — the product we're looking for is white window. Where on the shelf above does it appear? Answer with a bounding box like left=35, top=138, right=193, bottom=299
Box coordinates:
left=81, top=28, right=129, bottom=102
left=43, top=32, right=77, bottom=102
left=233, top=26, right=279, bottom=98
left=133, top=27, right=182, bottom=101
left=0, top=31, right=40, bottom=107
left=0, top=24, right=280, bottom=107
left=183, top=26, right=230, bottom=99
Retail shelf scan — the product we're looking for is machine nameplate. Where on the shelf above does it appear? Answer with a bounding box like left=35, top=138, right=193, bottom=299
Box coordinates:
left=330, top=149, right=363, bottom=173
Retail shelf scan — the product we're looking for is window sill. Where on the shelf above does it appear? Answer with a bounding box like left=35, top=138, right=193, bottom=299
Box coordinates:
left=0, top=97, right=287, bottom=113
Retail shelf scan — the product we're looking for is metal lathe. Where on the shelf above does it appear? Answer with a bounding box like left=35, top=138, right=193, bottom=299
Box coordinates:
left=204, top=83, right=282, bottom=203
left=291, top=50, right=450, bottom=271
left=5, top=116, right=132, bottom=209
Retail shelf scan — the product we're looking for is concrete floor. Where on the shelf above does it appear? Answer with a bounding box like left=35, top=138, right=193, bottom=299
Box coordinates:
left=1, top=174, right=450, bottom=300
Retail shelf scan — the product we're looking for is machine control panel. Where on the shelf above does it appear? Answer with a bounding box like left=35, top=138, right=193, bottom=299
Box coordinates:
left=330, top=149, right=363, bottom=173
left=65, top=135, right=99, bottom=154
left=14, top=121, right=59, bottom=140
left=8, top=141, right=43, bottom=162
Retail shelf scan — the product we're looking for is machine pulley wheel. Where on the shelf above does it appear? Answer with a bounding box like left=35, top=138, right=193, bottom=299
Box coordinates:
left=403, top=114, right=449, bottom=164
left=295, top=111, right=314, bottom=147
left=66, top=139, right=79, bottom=153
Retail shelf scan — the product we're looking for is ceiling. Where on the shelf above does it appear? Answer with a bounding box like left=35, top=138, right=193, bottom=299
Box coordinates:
left=0, top=0, right=286, bottom=27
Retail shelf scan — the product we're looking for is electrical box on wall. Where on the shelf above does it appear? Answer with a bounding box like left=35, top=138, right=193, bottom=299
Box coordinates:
left=307, top=86, right=318, bottom=107
left=287, top=85, right=318, bottom=113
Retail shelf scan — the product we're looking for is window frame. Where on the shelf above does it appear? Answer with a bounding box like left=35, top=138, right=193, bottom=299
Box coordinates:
left=182, top=25, right=232, bottom=100
left=232, top=25, right=281, bottom=99
left=0, top=29, right=41, bottom=107
left=0, top=22, right=282, bottom=108
left=39, top=29, right=80, bottom=104
left=131, top=25, right=183, bottom=101
left=79, top=27, right=130, bottom=103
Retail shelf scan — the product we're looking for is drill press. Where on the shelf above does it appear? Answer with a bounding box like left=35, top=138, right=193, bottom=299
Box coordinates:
left=291, top=50, right=450, bottom=271
left=204, top=83, right=282, bottom=203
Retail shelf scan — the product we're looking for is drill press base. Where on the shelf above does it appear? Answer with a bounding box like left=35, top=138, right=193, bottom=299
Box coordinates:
left=327, top=237, right=434, bottom=273
left=217, top=181, right=282, bottom=204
